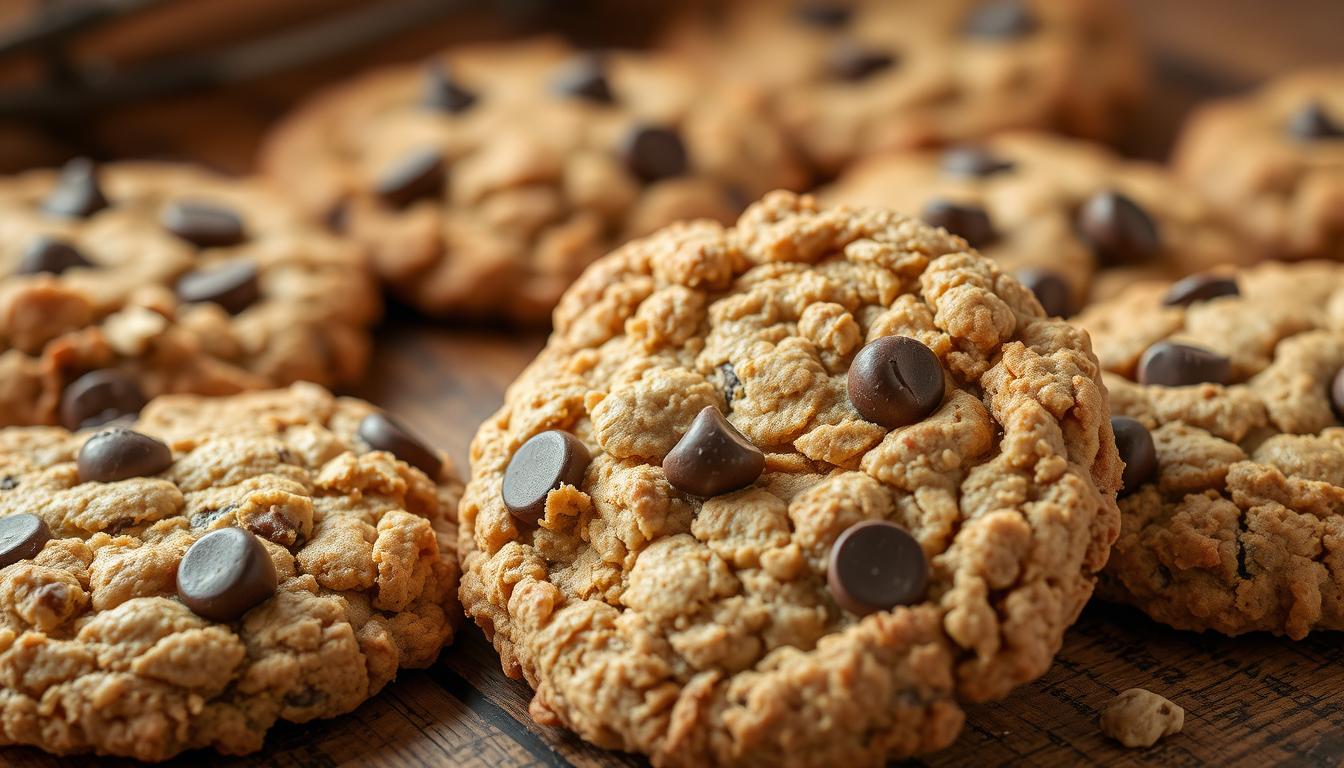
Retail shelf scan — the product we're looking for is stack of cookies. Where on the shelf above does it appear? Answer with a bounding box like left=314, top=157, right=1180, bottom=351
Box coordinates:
left=1, top=0, right=1342, bottom=764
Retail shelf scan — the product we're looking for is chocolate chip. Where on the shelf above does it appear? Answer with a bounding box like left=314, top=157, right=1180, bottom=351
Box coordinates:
left=619, top=125, right=689, bottom=183
left=795, top=1, right=852, bottom=27
left=502, top=430, right=591, bottom=524
left=1162, top=274, right=1240, bottom=307
left=1112, top=416, right=1156, bottom=496
left=1016, top=267, right=1073, bottom=317
left=718, top=363, right=742, bottom=409
left=848, top=336, right=944, bottom=429
left=358, top=412, right=441, bottom=477
left=375, top=149, right=445, bottom=208
left=16, top=236, right=92, bottom=276
left=0, top=514, right=51, bottom=569
left=161, top=202, right=245, bottom=248
left=550, top=54, right=614, bottom=104
left=421, top=62, right=478, bottom=113
left=963, top=0, right=1039, bottom=39
left=60, top=370, right=146, bottom=431
left=921, top=200, right=997, bottom=249
left=827, top=42, right=896, bottom=81
left=176, top=527, right=278, bottom=622
left=77, top=428, right=173, bottom=483
left=176, top=261, right=260, bottom=314
left=1332, top=367, right=1344, bottom=422
left=43, top=158, right=109, bottom=218
left=827, top=520, right=927, bottom=615
left=1137, top=341, right=1230, bottom=387
left=1286, top=102, right=1344, bottom=141
left=663, top=407, right=765, bottom=497
left=1077, top=190, right=1160, bottom=265
left=940, top=146, right=1015, bottom=178
left=0, top=476, right=17, bottom=490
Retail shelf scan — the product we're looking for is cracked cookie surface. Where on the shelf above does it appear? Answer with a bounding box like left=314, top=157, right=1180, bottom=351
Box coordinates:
left=458, top=192, right=1121, bottom=766
left=0, top=383, right=461, bottom=760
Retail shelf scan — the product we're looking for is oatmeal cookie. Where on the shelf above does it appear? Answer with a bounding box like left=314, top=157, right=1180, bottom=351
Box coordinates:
left=457, top=192, right=1121, bottom=765
left=0, top=383, right=461, bottom=760
left=261, top=37, right=808, bottom=323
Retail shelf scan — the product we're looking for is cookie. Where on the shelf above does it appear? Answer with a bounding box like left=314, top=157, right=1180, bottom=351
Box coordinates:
left=0, top=160, right=381, bottom=428
left=1174, top=67, right=1344, bottom=261
left=669, top=0, right=1145, bottom=176
left=0, top=383, right=462, bottom=760
left=824, top=132, right=1248, bottom=315
left=261, top=37, right=809, bottom=323
left=457, top=192, right=1121, bottom=764
left=1079, top=261, right=1344, bottom=638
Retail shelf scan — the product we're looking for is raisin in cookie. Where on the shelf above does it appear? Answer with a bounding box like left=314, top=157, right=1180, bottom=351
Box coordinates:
left=0, top=383, right=461, bottom=760
left=669, top=0, right=1145, bottom=176
left=1174, top=67, right=1344, bottom=261
left=457, top=192, right=1121, bottom=765
left=824, top=133, right=1247, bottom=315
left=1080, top=261, right=1344, bottom=638
left=261, top=37, right=808, bottom=323
left=0, top=160, right=381, bottom=429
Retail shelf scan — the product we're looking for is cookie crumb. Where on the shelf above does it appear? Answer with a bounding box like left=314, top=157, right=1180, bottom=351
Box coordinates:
left=1100, top=688, right=1184, bottom=748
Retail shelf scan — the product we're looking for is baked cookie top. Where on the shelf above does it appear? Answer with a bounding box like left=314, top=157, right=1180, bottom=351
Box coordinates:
left=824, top=133, right=1248, bottom=314
left=261, top=37, right=809, bottom=323
left=458, top=192, right=1121, bottom=765
left=669, top=0, right=1145, bottom=175
left=1174, top=67, right=1344, bottom=261
left=1079, top=261, right=1344, bottom=638
left=0, top=383, right=461, bottom=761
left=0, top=160, right=381, bottom=429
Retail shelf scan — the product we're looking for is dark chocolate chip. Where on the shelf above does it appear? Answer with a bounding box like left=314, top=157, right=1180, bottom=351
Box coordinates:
left=963, top=0, right=1039, bottom=39
left=663, top=407, right=765, bottom=498
left=847, top=336, right=945, bottom=429
left=921, top=199, right=998, bottom=249
left=77, top=428, right=173, bottom=483
left=827, top=519, right=927, bottom=615
left=375, top=149, right=445, bottom=208
left=502, top=430, right=591, bottom=524
left=60, top=370, right=147, bottom=431
left=1331, top=367, right=1344, bottom=422
left=43, top=158, right=109, bottom=218
left=719, top=362, right=742, bottom=409
left=1286, top=102, right=1344, bottom=141
left=1016, top=267, right=1073, bottom=317
left=1077, top=190, right=1160, bottom=265
left=1162, top=273, right=1239, bottom=307
left=358, top=412, right=442, bottom=478
left=1137, top=341, right=1230, bottom=387
left=0, top=514, right=51, bottom=569
left=1111, top=416, right=1157, bottom=497
left=827, top=42, right=897, bottom=81
left=162, top=202, right=246, bottom=248
left=550, top=54, right=614, bottom=104
left=17, top=236, right=92, bottom=276
left=422, top=62, right=478, bottom=113
left=176, top=261, right=260, bottom=314
left=176, top=527, right=278, bottom=622
left=940, top=146, right=1015, bottom=178
left=795, top=1, right=853, bottom=28
left=619, top=124, right=689, bottom=183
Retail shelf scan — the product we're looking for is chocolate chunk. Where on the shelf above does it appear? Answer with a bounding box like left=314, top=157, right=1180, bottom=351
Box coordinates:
left=358, top=412, right=442, bottom=477
left=17, top=236, right=92, bottom=276
left=176, top=527, right=278, bottom=622
left=940, top=146, right=1015, bottom=178
left=43, top=158, right=109, bottom=218
left=718, top=362, right=742, bottom=409
left=60, top=370, right=146, bottom=431
left=1111, top=416, right=1156, bottom=496
left=1016, top=267, right=1073, bottom=317
left=1077, top=190, right=1160, bottom=265
left=1137, top=341, right=1230, bottom=387
left=1162, top=273, right=1239, bottom=307
left=1332, top=368, right=1344, bottom=422
left=77, top=428, right=173, bottom=483
left=963, top=0, right=1039, bottom=39
left=162, top=202, right=246, bottom=248
left=502, top=430, right=591, bottom=524
left=0, top=514, right=51, bottom=570
left=848, top=336, right=945, bottom=429
left=422, top=62, right=478, bottom=113
left=176, top=261, right=260, bottom=314
left=619, top=125, right=689, bottom=183
left=375, top=149, right=445, bottom=208
left=921, top=200, right=998, bottom=249
left=1286, top=102, right=1344, bottom=141
left=827, top=520, right=927, bottom=615
left=550, top=54, right=614, bottom=104
left=827, top=42, right=896, bottom=81
left=662, top=407, right=765, bottom=497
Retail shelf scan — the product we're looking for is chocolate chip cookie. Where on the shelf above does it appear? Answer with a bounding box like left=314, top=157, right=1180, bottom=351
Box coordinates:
left=669, top=0, right=1146, bottom=175
left=261, top=37, right=808, bottom=323
left=1080, top=261, right=1344, bottom=638
left=1174, top=67, right=1344, bottom=261
left=824, top=132, right=1248, bottom=315
left=0, top=383, right=461, bottom=760
left=0, top=160, right=381, bottom=429
left=457, top=192, right=1121, bottom=764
